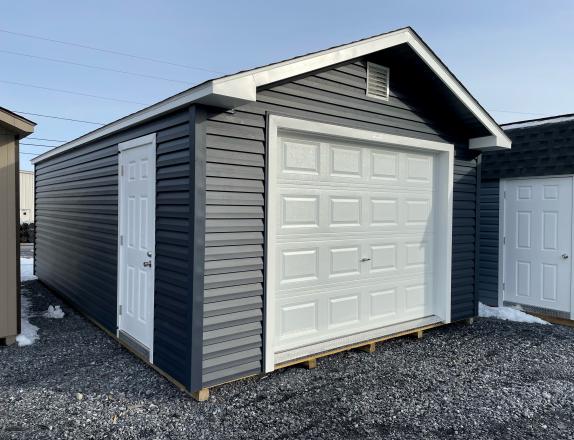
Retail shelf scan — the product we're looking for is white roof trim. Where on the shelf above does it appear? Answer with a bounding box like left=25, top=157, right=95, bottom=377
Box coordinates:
left=32, top=27, right=509, bottom=164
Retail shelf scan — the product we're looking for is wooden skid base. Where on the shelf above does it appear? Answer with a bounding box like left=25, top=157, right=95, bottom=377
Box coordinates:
left=192, top=388, right=210, bottom=402
left=276, top=323, right=442, bottom=371
left=301, top=358, right=317, bottom=369
left=411, top=330, right=424, bottom=339
left=357, top=342, right=376, bottom=353
left=529, top=313, right=574, bottom=328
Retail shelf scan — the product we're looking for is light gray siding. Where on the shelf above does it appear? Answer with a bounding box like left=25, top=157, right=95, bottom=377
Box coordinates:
left=202, top=111, right=265, bottom=387
left=201, top=58, right=482, bottom=387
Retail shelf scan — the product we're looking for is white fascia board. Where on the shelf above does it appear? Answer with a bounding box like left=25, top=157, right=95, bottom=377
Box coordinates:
left=215, top=28, right=510, bottom=151
left=32, top=78, right=257, bottom=164
left=469, top=135, right=512, bottom=151
left=32, top=82, right=217, bottom=164
left=404, top=34, right=511, bottom=151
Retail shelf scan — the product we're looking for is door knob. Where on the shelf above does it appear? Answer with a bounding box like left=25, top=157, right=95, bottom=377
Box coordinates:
left=143, top=261, right=152, bottom=267
left=360, top=257, right=371, bottom=262
left=147, top=251, right=152, bottom=257
left=562, top=254, right=569, bottom=260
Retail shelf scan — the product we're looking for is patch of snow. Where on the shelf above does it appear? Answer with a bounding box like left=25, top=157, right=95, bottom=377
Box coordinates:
left=16, top=296, right=39, bottom=347
left=20, top=257, right=37, bottom=281
left=44, top=305, right=65, bottom=319
left=478, top=302, right=549, bottom=325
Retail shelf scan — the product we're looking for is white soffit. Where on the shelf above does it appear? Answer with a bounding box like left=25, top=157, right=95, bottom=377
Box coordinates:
left=33, top=27, right=509, bottom=164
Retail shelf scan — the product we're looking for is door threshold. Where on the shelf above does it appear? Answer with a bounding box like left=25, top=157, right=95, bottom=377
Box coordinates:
left=118, top=330, right=151, bottom=362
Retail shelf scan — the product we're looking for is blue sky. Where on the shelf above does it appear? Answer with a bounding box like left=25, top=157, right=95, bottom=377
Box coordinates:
left=2, top=0, right=573, bottom=170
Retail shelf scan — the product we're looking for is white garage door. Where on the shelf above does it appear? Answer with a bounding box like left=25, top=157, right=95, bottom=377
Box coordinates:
left=267, top=119, right=451, bottom=367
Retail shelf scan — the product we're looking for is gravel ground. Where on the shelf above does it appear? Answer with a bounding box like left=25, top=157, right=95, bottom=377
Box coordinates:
left=2, top=281, right=574, bottom=440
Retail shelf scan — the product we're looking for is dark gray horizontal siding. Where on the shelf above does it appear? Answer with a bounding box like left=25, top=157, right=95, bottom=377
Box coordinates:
left=154, top=117, right=192, bottom=387
left=35, top=141, right=119, bottom=331
left=451, top=156, right=478, bottom=321
left=201, top=59, right=480, bottom=388
left=478, top=180, right=500, bottom=306
left=35, top=109, right=192, bottom=388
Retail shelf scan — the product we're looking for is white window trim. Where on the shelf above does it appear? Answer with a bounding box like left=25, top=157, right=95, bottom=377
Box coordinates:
left=118, top=133, right=157, bottom=152
left=117, top=133, right=157, bottom=363
left=265, top=115, right=454, bottom=373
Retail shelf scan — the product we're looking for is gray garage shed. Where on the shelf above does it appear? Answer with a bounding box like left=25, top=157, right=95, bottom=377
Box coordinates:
left=32, top=27, right=510, bottom=399
left=479, top=114, right=574, bottom=321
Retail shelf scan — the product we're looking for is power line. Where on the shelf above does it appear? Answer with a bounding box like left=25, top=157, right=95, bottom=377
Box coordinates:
left=490, top=109, right=547, bottom=116
left=0, top=28, right=224, bottom=74
left=0, top=49, right=193, bottom=85
left=20, top=143, right=58, bottom=148
left=0, top=79, right=147, bottom=105
left=20, top=152, right=41, bottom=156
left=13, top=111, right=105, bottom=125
left=28, top=137, right=69, bottom=142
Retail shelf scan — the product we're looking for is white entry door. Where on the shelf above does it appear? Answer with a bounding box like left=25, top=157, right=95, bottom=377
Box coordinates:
left=266, top=117, right=453, bottom=369
left=503, top=177, right=573, bottom=313
left=118, top=134, right=156, bottom=358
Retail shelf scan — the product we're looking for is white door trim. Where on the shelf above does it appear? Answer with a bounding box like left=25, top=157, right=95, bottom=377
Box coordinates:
left=118, top=133, right=157, bottom=152
left=499, top=175, right=574, bottom=318
left=265, top=115, right=454, bottom=372
left=117, top=133, right=157, bottom=362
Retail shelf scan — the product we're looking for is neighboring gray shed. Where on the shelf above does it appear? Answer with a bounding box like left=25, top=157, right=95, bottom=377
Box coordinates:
left=479, top=114, right=574, bottom=321
left=31, top=27, right=510, bottom=399
left=0, top=107, right=35, bottom=345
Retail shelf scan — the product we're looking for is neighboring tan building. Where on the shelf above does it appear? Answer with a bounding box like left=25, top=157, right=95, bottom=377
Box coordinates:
left=20, top=170, right=35, bottom=224
left=0, top=107, right=35, bottom=345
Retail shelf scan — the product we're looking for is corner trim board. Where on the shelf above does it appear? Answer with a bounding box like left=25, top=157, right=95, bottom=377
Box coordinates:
left=189, top=105, right=207, bottom=391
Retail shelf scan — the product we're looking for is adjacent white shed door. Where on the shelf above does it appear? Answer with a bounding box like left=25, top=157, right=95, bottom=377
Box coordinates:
left=502, top=177, right=573, bottom=313
left=118, top=134, right=156, bottom=359
left=266, top=117, right=453, bottom=370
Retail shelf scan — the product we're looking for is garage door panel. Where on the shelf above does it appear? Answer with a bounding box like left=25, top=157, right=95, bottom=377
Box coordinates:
left=271, top=131, right=441, bottom=358
left=278, top=137, right=435, bottom=189
left=277, top=188, right=433, bottom=235
left=274, top=273, right=433, bottom=351
left=282, top=138, right=320, bottom=176
left=329, top=144, right=364, bottom=178
left=276, top=238, right=432, bottom=290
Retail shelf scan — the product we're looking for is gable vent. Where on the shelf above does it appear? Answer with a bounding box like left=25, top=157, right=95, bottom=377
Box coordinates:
left=366, top=62, right=390, bottom=101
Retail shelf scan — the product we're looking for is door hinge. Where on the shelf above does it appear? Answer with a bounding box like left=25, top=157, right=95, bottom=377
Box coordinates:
left=502, top=282, right=505, bottom=292
left=120, top=165, right=124, bottom=176
left=118, top=305, right=122, bottom=315
left=120, top=235, right=123, bottom=246
left=503, top=236, right=506, bottom=245
left=503, top=190, right=506, bottom=199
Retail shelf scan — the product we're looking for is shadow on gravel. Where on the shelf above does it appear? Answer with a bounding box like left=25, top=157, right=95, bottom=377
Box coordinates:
left=2, top=281, right=574, bottom=440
